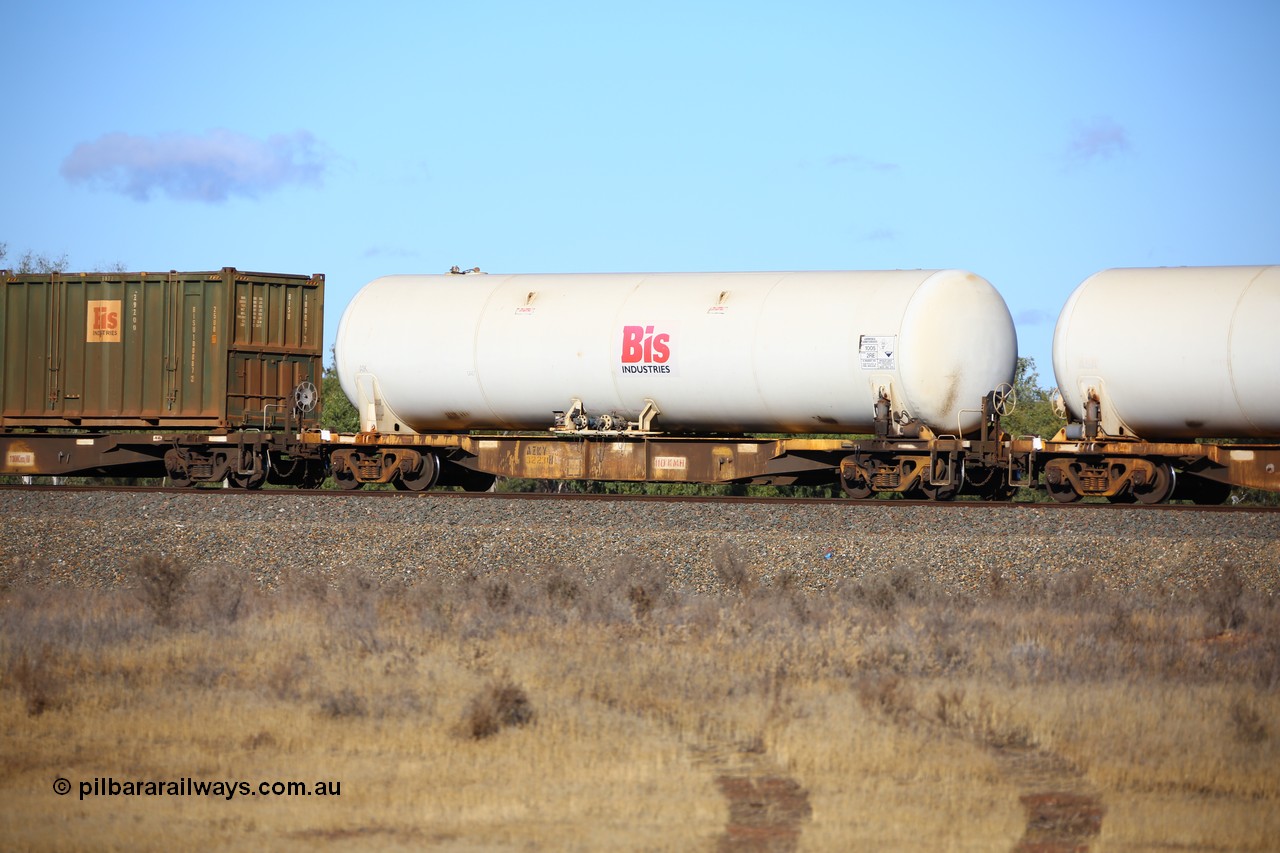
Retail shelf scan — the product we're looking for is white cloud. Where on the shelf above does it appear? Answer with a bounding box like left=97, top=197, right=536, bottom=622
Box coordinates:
left=827, top=154, right=900, bottom=173
left=1066, top=117, right=1131, bottom=164
left=61, top=129, right=327, bottom=202
left=1015, top=308, right=1055, bottom=326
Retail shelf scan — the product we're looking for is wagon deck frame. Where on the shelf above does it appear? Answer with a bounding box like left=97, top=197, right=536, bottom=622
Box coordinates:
left=5, top=426, right=1278, bottom=502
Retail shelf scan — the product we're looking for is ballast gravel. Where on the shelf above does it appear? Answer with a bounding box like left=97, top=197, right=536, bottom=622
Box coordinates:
left=1, top=490, right=1277, bottom=596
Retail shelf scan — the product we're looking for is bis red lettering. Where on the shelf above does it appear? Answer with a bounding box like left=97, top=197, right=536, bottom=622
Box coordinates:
left=621, top=325, right=670, bottom=363
left=94, top=306, right=119, bottom=331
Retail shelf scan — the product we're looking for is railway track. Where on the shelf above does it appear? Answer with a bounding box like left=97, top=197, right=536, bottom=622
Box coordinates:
left=2, top=482, right=1277, bottom=514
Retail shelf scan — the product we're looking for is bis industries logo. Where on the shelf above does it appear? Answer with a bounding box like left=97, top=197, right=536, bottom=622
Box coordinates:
left=619, top=325, right=672, bottom=374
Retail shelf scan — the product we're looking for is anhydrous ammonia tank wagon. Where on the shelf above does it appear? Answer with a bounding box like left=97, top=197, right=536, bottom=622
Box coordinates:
left=1052, top=266, right=1280, bottom=440
left=335, top=270, right=1017, bottom=436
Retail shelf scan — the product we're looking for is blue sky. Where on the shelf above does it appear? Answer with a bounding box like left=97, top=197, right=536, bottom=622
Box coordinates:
left=3, top=1, right=1277, bottom=383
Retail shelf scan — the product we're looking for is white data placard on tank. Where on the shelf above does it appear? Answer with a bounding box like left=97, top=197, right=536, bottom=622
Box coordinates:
left=335, top=270, right=1017, bottom=435
left=1052, top=265, right=1280, bottom=440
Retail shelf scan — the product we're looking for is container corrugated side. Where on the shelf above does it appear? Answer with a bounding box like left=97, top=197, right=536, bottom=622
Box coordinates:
left=1, top=267, right=323, bottom=429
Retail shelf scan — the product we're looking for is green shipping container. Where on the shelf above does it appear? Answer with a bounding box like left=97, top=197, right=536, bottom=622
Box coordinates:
left=0, top=267, right=324, bottom=430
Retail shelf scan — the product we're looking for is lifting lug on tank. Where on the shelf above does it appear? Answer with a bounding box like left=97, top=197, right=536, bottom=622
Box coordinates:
left=553, top=399, right=591, bottom=432
left=631, top=399, right=661, bottom=433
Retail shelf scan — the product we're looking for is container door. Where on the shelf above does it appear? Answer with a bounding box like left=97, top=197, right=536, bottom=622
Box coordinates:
left=1, top=276, right=57, bottom=418
left=173, top=276, right=227, bottom=420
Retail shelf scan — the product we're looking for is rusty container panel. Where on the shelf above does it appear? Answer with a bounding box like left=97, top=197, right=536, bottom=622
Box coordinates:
left=1, top=268, right=323, bottom=429
left=586, top=441, right=648, bottom=481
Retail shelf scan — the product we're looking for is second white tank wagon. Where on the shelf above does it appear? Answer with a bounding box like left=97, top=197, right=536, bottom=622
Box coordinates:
left=1052, top=265, right=1280, bottom=441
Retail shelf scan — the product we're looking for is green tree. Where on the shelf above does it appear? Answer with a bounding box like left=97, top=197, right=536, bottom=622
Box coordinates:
left=320, top=356, right=359, bottom=433
left=0, top=241, right=69, bottom=274
left=1002, top=356, right=1064, bottom=439
left=1, top=242, right=128, bottom=274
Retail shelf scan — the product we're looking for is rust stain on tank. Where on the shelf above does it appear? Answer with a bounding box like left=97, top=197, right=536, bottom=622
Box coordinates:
left=938, top=371, right=961, bottom=419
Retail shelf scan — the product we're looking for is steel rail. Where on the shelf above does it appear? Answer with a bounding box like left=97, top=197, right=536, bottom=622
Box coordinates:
left=2, top=483, right=1277, bottom=514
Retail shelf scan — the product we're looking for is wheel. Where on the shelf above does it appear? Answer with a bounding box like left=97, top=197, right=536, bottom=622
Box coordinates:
left=965, top=464, right=1013, bottom=501
left=228, top=450, right=267, bottom=490
left=841, top=479, right=874, bottom=499
left=1133, top=461, right=1176, bottom=505
left=989, top=483, right=1016, bottom=501
left=1044, top=468, right=1081, bottom=503
left=330, top=453, right=364, bottom=490
left=919, top=481, right=959, bottom=501
left=395, top=453, right=440, bottom=492
left=299, top=462, right=328, bottom=489
left=840, top=465, right=873, bottom=499
left=1047, top=482, right=1081, bottom=503
left=163, top=449, right=195, bottom=488
left=437, top=461, right=496, bottom=492
left=334, top=468, right=363, bottom=490
left=918, top=458, right=961, bottom=501
left=1176, top=475, right=1231, bottom=505
left=460, top=471, right=497, bottom=493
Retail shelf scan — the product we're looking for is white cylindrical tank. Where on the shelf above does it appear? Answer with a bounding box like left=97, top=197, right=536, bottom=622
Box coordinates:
left=335, top=270, right=1017, bottom=436
left=1052, top=266, right=1280, bottom=440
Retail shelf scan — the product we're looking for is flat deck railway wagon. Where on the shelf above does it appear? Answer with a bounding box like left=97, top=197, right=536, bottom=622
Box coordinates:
left=0, top=267, right=326, bottom=487
left=327, top=269, right=1021, bottom=497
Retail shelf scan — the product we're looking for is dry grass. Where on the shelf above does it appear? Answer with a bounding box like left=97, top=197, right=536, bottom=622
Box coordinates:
left=0, top=553, right=1277, bottom=850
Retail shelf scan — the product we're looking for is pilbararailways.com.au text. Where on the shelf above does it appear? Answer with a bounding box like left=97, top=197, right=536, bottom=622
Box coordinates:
left=56, top=776, right=341, bottom=801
